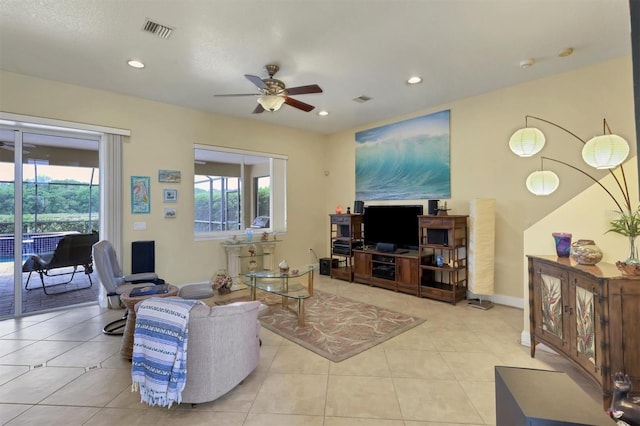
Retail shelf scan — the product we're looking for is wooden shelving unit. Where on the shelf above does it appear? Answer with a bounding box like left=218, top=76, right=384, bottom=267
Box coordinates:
left=418, top=215, right=468, bottom=304
left=329, top=214, right=363, bottom=282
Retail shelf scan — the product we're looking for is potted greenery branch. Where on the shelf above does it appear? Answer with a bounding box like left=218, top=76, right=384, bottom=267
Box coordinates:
left=607, top=207, right=640, bottom=273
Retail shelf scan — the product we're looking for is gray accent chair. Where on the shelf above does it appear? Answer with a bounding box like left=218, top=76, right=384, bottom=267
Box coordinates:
left=134, top=299, right=262, bottom=405
left=92, top=239, right=161, bottom=335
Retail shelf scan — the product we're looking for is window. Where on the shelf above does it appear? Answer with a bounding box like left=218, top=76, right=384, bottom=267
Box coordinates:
left=194, top=145, right=287, bottom=238
left=254, top=176, right=270, bottom=218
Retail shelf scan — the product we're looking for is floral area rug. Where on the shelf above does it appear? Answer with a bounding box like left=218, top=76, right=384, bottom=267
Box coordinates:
left=257, top=290, right=425, bottom=362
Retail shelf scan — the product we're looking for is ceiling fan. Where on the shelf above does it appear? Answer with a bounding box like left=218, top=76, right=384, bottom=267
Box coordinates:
left=215, top=64, right=323, bottom=114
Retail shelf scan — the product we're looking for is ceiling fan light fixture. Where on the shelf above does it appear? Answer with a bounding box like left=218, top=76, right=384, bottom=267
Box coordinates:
left=257, top=95, right=285, bottom=112
left=407, top=76, right=422, bottom=84
left=318, top=110, right=329, bottom=116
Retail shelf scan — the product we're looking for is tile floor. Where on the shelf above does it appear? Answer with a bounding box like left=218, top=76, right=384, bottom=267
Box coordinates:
left=0, top=274, right=602, bottom=425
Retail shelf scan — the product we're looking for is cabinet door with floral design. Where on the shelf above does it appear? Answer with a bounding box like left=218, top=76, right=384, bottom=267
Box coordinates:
left=541, top=273, right=563, bottom=338
left=569, top=274, right=602, bottom=383
left=531, top=262, right=569, bottom=351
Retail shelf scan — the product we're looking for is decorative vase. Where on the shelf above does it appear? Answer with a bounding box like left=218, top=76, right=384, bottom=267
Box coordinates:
left=570, top=239, right=603, bottom=265
left=212, top=269, right=233, bottom=294
left=626, top=236, right=640, bottom=265
left=552, top=232, right=572, bottom=257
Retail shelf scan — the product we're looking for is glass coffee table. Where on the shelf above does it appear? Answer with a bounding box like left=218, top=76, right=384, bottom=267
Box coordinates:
left=245, top=265, right=315, bottom=326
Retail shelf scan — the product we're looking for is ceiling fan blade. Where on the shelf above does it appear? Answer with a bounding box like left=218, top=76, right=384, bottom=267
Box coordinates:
left=214, top=93, right=259, bottom=97
left=252, top=104, right=265, bottom=114
left=286, top=84, right=323, bottom=96
left=245, top=74, right=267, bottom=90
left=284, top=97, right=315, bottom=112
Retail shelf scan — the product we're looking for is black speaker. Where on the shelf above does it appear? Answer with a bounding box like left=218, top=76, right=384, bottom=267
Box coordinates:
left=376, top=242, right=397, bottom=253
left=132, top=240, right=155, bottom=274
left=428, top=200, right=440, bottom=215
left=427, top=229, right=448, bottom=246
left=319, top=257, right=338, bottom=275
left=354, top=200, right=364, bottom=214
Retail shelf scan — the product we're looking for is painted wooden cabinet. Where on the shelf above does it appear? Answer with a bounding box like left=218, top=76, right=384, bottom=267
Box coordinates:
left=528, top=255, right=640, bottom=408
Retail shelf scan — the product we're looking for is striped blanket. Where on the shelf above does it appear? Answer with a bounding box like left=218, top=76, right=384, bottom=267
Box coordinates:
left=131, top=297, right=203, bottom=407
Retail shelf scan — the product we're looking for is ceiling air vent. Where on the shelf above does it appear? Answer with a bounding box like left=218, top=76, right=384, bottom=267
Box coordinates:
left=142, top=19, right=174, bottom=39
left=353, top=95, right=373, bottom=103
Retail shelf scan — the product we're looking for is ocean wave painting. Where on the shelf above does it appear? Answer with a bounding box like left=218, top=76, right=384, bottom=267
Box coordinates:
left=355, top=110, right=451, bottom=200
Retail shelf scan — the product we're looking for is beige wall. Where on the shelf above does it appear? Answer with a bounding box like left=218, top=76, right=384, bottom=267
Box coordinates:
left=326, top=56, right=636, bottom=304
left=1, top=55, right=636, bottom=304
left=0, top=70, right=327, bottom=284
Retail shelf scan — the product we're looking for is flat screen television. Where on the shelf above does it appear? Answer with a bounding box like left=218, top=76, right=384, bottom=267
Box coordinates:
left=363, top=205, right=423, bottom=251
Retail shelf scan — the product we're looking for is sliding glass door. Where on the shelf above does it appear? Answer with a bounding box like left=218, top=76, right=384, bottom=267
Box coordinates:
left=0, top=126, right=100, bottom=318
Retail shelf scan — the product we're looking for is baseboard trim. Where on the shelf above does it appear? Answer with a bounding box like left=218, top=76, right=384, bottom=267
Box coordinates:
left=466, top=291, right=523, bottom=309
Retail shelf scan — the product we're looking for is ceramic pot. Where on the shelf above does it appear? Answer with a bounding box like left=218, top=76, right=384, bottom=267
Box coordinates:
left=570, top=239, right=603, bottom=265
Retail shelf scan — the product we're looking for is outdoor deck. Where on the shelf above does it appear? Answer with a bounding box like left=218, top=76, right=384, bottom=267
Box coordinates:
left=0, top=262, right=98, bottom=318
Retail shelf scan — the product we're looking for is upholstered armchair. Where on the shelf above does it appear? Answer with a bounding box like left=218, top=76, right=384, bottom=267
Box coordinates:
left=177, top=300, right=262, bottom=404
left=135, top=301, right=261, bottom=405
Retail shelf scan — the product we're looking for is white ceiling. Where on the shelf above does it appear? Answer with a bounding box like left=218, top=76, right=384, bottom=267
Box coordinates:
left=0, top=0, right=633, bottom=135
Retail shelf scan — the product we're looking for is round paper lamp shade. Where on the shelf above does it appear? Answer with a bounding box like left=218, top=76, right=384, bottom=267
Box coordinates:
left=526, top=170, right=559, bottom=195
left=509, top=127, right=545, bottom=157
left=581, top=134, right=629, bottom=169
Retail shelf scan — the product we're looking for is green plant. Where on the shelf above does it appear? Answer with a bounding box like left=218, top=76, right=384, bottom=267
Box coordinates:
left=607, top=207, right=640, bottom=238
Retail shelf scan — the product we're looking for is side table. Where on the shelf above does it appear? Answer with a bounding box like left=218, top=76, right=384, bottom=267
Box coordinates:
left=119, top=284, right=179, bottom=359
left=495, top=366, right=612, bottom=425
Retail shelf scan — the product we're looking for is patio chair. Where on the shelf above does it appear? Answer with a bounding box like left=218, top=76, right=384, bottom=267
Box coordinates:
left=92, top=239, right=163, bottom=335
left=22, top=232, right=99, bottom=295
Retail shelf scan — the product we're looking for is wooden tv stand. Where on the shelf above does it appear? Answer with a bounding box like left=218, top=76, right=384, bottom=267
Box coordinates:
left=353, top=248, right=431, bottom=296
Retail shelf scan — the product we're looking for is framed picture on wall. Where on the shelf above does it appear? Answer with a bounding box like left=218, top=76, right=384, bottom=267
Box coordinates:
left=164, top=207, right=176, bottom=219
left=131, top=176, right=150, bottom=214
left=163, top=189, right=177, bottom=202
left=158, top=169, right=181, bottom=183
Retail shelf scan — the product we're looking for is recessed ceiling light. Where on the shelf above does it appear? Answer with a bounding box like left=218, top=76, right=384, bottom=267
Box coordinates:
left=520, top=59, right=534, bottom=69
left=558, top=47, right=574, bottom=57
left=407, top=76, right=422, bottom=84
left=127, top=59, right=145, bottom=69
left=318, top=110, right=329, bottom=116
